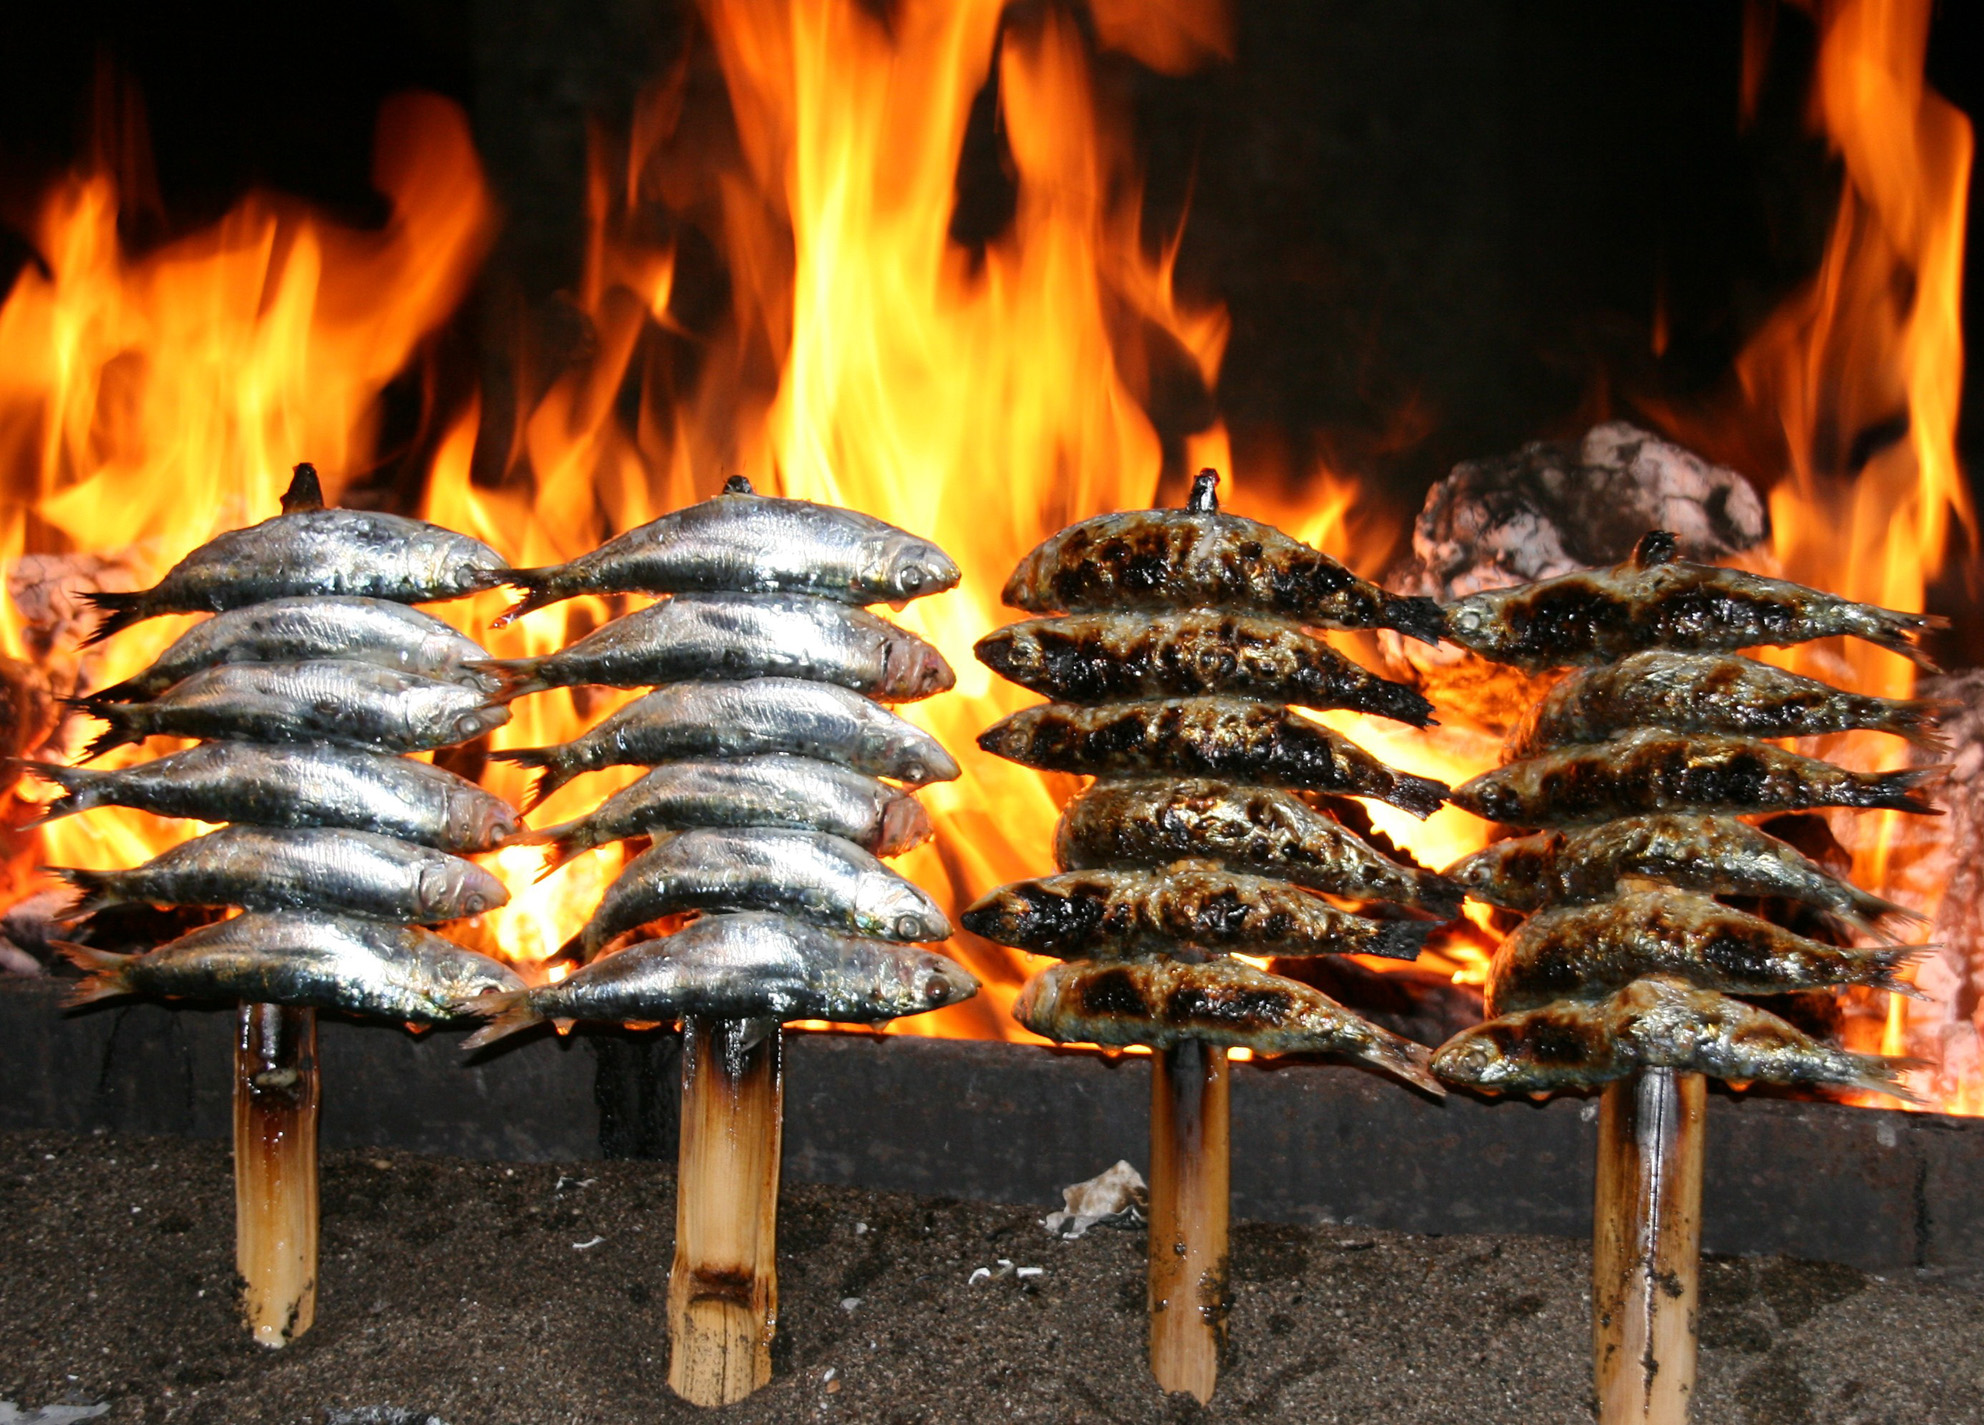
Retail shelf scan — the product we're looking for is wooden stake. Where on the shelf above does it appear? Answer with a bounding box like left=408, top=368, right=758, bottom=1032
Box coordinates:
left=1147, top=1038, right=1230, bottom=1403
left=233, top=1001, right=319, bottom=1347
left=1593, top=1068, right=1707, bottom=1425
left=668, top=1015, right=784, bottom=1406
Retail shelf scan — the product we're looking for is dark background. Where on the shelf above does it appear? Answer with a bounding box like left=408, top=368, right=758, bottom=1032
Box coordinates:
left=2, top=0, right=1979, bottom=619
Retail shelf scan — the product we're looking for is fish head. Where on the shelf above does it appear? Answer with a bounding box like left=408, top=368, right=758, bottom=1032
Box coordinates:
left=449, top=790, right=522, bottom=851
left=1426, top=1029, right=1511, bottom=1090
left=855, top=874, right=952, bottom=943
left=419, top=858, right=511, bottom=920
left=883, top=635, right=956, bottom=700
left=872, top=721, right=961, bottom=787
left=448, top=704, right=513, bottom=745
left=422, top=945, right=528, bottom=1008
left=869, top=948, right=979, bottom=1017
left=875, top=793, right=935, bottom=858
left=867, top=535, right=961, bottom=604
left=434, top=533, right=512, bottom=596
left=970, top=625, right=1022, bottom=678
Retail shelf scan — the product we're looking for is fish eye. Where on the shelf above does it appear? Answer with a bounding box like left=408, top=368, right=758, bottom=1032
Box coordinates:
left=925, top=974, right=951, bottom=1001
left=463, top=893, right=486, bottom=915
left=899, top=566, right=925, bottom=591
left=896, top=915, right=925, bottom=940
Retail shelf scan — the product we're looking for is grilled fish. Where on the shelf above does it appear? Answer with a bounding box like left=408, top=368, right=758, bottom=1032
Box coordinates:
left=89, top=597, right=502, bottom=702
left=1446, top=814, right=1914, bottom=936
left=1055, top=777, right=1461, bottom=915
left=82, top=509, right=509, bottom=644
left=23, top=742, right=519, bottom=852
left=51, top=827, right=508, bottom=924
left=1012, top=956, right=1441, bottom=1091
left=1483, top=888, right=1924, bottom=1016
left=1432, top=975, right=1918, bottom=1100
left=61, top=914, right=523, bottom=1023
left=975, top=610, right=1434, bottom=724
left=1442, top=529, right=1945, bottom=671
left=1001, top=472, right=1443, bottom=641
left=517, top=755, right=931, bottom=873
left=75, top=660, right=509, bottom=759
left=491, top=677, right=958, bottom=809
left=1451, top=726, right=1942, bottom=828
left=459, top=912, right=978, bottom=1047
left=477, top=592, right=953, bottom=703
left=577, top=827, right=951, bottom=956
left=981, top=698, right=1448, bottom=818
left=961, top=862, right=1433, bottom=961
left=1504, top=650, right=1949, bottom=760
left=497, top=478, right=959, bottom=625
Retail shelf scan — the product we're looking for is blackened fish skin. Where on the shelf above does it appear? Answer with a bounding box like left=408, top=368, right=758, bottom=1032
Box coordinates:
left=490, top=677, right=958, bottom=809
left=1012, top=956, right=1441, bottom=1091
left=50, top=826, right=509, bottom=924
left=578, top=827, right=951, bottom=956
left=517, top=755, right=933, bottom=871
left=82, top=509, right=509, bottom=644
left=1055, top=778, right=1461, bottom=915
left=23, top=743, right=519, bottom=852
left=1432, top=975, right=1917, bottom=1100
left=960, top=863, right=1433, bottom=961
left=1504, top=650, right=1950, bottom=760
left=1483, top=888, right=1923, bottom=1016
left=1451, top=727, right=1942, bottom=828
left=1002, top=504, right=1442, bottom=641
left=974, top=610, right=1434, bottom=724
left=497, top=485, right=959, bottom=625
left=981, top=699, right=1449, bottom=818
left=75, top=659, right=509, bottom=759
left=61, top=914, right=523, bottom=1023
left=1446, top=814, right=1911, bottom=934
left=1442, top=529, right=1945, bottom=671
left=458, top=912, right=978, bottom=1046
left=89, top=597, right=502, bottom=702
left=478, top=592, right=953, bottom=703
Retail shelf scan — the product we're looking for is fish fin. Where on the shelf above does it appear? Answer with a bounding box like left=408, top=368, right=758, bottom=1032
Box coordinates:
left=66, top=700, right=139, bottom=762
left=490, top=567, right=566, bottom=629
left=44, top=867, right=116, bottom=919
left=404, top=1020, right=430, bottom=1035
left=1387, top=772, right=1450, bottom=821
left=1369, top=1034, right=1446, bottom=1097
left=1891, top=699, right=1956, bottom=754
left=76, top=590, right=146, bottom=648
left=1631, top=530, right=1680, bottom=568
left=466, top=658, right=551, bottom=704
left=54, top=941, right=135, bottom=1005
left=1381, top=595, right=1448, bottom=649
left=14, top=760, right=101, bottom=824
left=486, top=746, right=572, bottom=811
left=280, top=462, right=326, bottom=512
left=456, top=988, right=543, bottom=1049
left=1869, top=764, right=1948, bottom=816
left=1366, top=920, right=1438, bottom=962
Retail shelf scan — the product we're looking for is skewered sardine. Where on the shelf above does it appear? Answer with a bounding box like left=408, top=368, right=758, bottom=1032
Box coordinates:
left=1432, top=976, right=1918, bottom=1100
left=458, top=912, right=978, bottom=1047
left=51, top=827, right=508, bottom=924
left=61, top=914, right=523, bottom=1022
left=974, top=610, right=1434, bottom=724
left=1442, top=529, right=1945, bottom=671
left=1001, top=473, right=1443, bottom=642
left=981, top=699, right=1448, bottom=818
left=89, top=597, right=503, bottom=702
left=1451, top=727, right=1942, bottom=828
left=75, top=660, right=509, bottom=758
left=1013, top=956, right=1441, bottom=1091
left=1055, top=777, right=1460, bottom=915
left=1446, top=814, right=1913, bottom=935
left=22, top=743, right=519, bottom=852
left=477, top=592, right=953, bottom=702
left=82, top=509, right=509, bottom=644
left=1503, top=650, right=1950, bottom=760
left=578, top=827, right=951, bottom=956
left=961, top=863, right=1433, bottom=961
left=491, top=676, right=958, bottom=809
left=519, top=755, right=931, bottom=872
left=1483, top=888, right=1924, bottom=1016
left=497, top=478, right=959, bottom=625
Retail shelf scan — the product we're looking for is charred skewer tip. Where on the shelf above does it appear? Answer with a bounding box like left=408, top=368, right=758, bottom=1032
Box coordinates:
left=723, top=474, right=757, bottom=495
left=1186, top=469, right=1220, bottom=514
left=280, top=462, right=326, bottom=513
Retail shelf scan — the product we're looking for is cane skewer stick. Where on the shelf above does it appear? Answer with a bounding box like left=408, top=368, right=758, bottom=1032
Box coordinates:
left=1147, top=1038, right=1230, bottom=1402
left=233, top=1001, right=320, bottom=1347
left=1592, top=1067, right=1707, bottom=1425
left=669, top=1014, right=785, bottom=1406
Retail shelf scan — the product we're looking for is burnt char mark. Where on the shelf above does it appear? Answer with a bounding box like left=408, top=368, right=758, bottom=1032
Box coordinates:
left=1165, top=981, right=1296, bottom=1030
left=1633, top=584, right=1799, bottom=651
left=1506, top=1011, right=1607, bottom=1067
left=1078, top=965, right=1151, bottom=1018
left=1498, top=583, right=1636, bottom=667
left=1698, top=925, right=1790, bottom=985
left=960, top=881, right=1109, bottom=951
left=1184, top=887, right=1256, bottom=940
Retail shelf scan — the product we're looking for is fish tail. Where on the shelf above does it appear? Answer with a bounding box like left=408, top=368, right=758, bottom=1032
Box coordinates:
left=490, top=567, right=567, bottom=629
left=1382, top=594, right=1448, bottom=648
left=1866, top=764, right=1947, bottom=816
left=1368, top=1032, right=1446, bottom=1097
left=45, top=866, right=119, bottom=919
left=1388, top=771, right=1450, bottom=821
left=76, top=590, right=145, bottom=647
left=507, top=822, right=592, bottom=878
left=1888, top=698, right=1956, bottom=754
left=456, top=988, right=545, bottom=1049
left=1368, top=679, right=1437, bottom=729
left=1411, top=870, right=1467, bottom=920
left=1847, top=1051, right=1928, bottom=1105
left=487, top=746, right=572, bottom=811
left=83, top=675, right=148, bottom=703
left=1367, top=919, right=1437, bottom=962
left=54, top=941, right=136, bottom=1005
left=1872, top=944, right=1938, bottom=999
left=466, top=658, right=552, bottom=704
left=1870, top=609, right=1950, bottom=671
left=16, top=760, right=102, bottom=823
left=66, top=700, right=140, bottom=762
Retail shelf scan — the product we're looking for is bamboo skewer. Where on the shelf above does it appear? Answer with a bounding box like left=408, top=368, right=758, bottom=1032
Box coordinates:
left=1147, top=1038, right=1230, bottom=1403
left=234, top=1000, right=320, bottom=1347
left=1592, top=1068, right=1707, bottom=1425
left=668, top=1014, right=785, bottom=1407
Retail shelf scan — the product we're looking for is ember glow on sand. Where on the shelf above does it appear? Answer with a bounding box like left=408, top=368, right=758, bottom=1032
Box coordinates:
left=0, top=1, right=1975, bottom=1099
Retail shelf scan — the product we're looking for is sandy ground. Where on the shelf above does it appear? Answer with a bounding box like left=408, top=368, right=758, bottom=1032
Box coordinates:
left=2, top=1129, right=1981, bottom=1424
